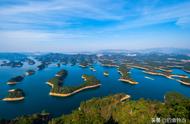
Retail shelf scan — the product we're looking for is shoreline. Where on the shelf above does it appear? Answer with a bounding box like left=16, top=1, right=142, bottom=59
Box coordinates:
left=7, top=82, right=17, bottom=85
left=101, top=64, right=119, bottom=67
left=119, top=78, right=138, bottom=84
left=2, top=97, right=24, bottom=101
left=103, top=72, right=109, bottom=76
left=143, top=71, right=173, bottom=79
left=131, top=65, right=149, bottom=71
left=158, top=68, right=172, bottom=72
left=117, top=69, right=138, bottom=84
left=184, top=70, right=190, bottom=74
left=167, top=65, right=183, bottom=68
left=89, top=67, right=96, bottom=72
left=143, top=71, right=190, bottom=86
left=46, top=82, right=54, bottom=88
left=79, top=65, right=88, bottom=68
left=49, top=84, right=101, bottom=97
left=81, top=75, right=87, bottom=81
left=176, top=79, right=190, bottom=86
left=55, top=74, right=62, bottom=77
left=170, top=74, right=188, bottom=79
left=120, top=95, right=131, bottom=102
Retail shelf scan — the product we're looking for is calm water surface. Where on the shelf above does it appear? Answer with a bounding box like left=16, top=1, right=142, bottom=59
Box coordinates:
left=0, top=63, right=190, bottom=119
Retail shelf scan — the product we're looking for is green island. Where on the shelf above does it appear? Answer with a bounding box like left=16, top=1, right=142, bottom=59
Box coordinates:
left=103, top=71, right=109, bottom=76
left=99, top=59, right=118, bottom=67
left=7, top=76, right=24, bottom=85
left=79, top=61, right=89, bottom=68
left=25, top=69, right=35, bottom=76
left=47, top=70, right=101, bottom=97
left=177, top=78, right=190, bottom=86
left=118, top=65, right=138, bottom=84
left=142, top=69, right=190, bottom=86
left=89, top=66, right=96, bottom=71
left=56, top=63, right=61, bottom=67
left=2, top=89, right=25, bottom=102
left=37, top=63, right=46, bottom=70
left=2, top=92, right=190, bottom=124
left=55, top=69, right=68, bottom=77
left=34, top=53, right=190, bottom=88
left=46, top=69, right=68, bottom=87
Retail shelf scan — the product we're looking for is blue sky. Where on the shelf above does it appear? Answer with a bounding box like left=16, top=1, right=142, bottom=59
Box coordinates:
left=0, top=0, right=190, bottom=52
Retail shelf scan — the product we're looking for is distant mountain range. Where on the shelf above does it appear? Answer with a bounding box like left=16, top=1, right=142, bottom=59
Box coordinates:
left=0, top=48, right=190, bottom=56
left=97, top=48, right=190, bottom=55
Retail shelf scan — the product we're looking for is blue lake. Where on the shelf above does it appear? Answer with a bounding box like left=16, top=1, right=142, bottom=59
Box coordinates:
left=0, top=63, right=190, bottom=119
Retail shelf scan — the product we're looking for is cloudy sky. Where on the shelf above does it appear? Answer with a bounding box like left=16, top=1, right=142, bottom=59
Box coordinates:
left=0, top=0, right=190, bottom=52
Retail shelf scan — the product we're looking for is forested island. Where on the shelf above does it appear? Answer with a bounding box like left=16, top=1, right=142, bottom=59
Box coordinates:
left=46, top=69, right=68, bottom=87
left=7, top=76, right=24, bottom=85
left=177, top=78, right=190, bottom=86
left=47, top=70, right=101, bottom=97
left=103, top=71, right=109, bottom=76
left=37, top=63, right=46, bottom=70
left=89, top=66, right=96, bottom=71
left=0, top=61, right=23, bottom=68
left=118, top=65, right=138, bottom=84
left=0, top=52, right=190, bottom=123
left=2, top=89, right=25, bottom=101
left=79, top=61, right=89, bottom=68
left=1, top=92, right=189, bottom=123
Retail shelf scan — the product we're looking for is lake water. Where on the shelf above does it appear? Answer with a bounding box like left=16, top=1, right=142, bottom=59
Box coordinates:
left=0, top=63, right=190, bottom=119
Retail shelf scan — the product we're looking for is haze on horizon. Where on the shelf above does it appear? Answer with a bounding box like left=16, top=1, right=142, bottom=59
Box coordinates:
left=0, top=0, right=190, bottom=52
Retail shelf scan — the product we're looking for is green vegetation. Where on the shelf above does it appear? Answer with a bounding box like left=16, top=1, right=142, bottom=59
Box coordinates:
left=37, top=63, right=46, bottom=70
left=48, top=69, right=68, bottom=86
left=2, top=92, right=190, bottom=124
left=56, top=69, right=68, bottom=77
left=99, top=59, right=117, bottom=66
left=6, top=89, right=25, bottom=98
left=183, top=64, right=190, bottom=73
left=48, top=77, right=63, bottom=86
left=47, top=69, right=100, bottom=95
left=79, top=61, right=89, bottom=67
left=8, top=76, right=24, bottom=82
left=118, top=65, right=137, bottom=84
left=51, top=75, right=100, bottom=94
left=103, top=71, right=109, bottom=76
left=181, top=78, right=190, bottom=84
left=118, top=65, right=131, bottom=79
left=0, top=111, right=51, bottom=124
left=0, top=61, right=23, bottom=68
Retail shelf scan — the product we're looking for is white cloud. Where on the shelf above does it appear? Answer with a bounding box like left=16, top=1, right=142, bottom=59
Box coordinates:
left=0, top=30, right=90, bottom=52
left=0, top=0, right=190, bottom=52
left=113, top=2, right=190, bottom=30
left=0, top=0, right=124, bottom=20
left=176, top=17, right=190, bottom=27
